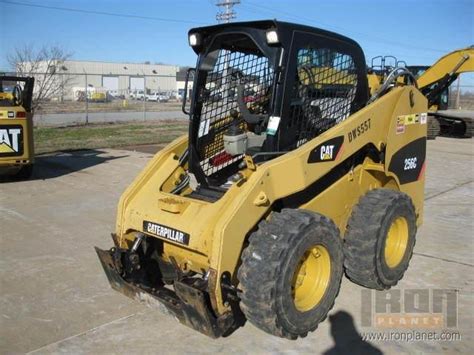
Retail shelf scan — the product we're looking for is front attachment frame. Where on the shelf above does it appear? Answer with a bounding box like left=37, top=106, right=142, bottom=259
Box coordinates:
left=95, top=245, right=237, bottom=338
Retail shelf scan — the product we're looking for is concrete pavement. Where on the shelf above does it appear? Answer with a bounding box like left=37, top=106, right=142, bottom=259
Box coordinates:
left=0, top=137, right=472, bottom=354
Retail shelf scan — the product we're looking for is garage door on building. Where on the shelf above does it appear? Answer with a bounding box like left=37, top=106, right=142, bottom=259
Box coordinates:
left=103, top=76, right=118, bottom=90
left=102, top=76, right=119, bottom=95
left=130, top=77, right=145, bottom=92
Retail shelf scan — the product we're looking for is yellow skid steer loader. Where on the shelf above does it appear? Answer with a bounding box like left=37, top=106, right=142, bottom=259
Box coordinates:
left=96, top=20, right=430, bottom=339
left=0, top=76, right=35, bottom=179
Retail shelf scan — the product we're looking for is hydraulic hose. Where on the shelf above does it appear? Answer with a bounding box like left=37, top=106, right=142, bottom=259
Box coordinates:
left=368, top=67, right=418, bottom=104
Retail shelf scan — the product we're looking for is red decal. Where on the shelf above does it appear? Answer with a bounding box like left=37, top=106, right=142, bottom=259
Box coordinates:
left=210, top=151, right=233, bottom=166
left=335, top=144, right=344, bottom=161
left=417, top=162, right=426, bottom=180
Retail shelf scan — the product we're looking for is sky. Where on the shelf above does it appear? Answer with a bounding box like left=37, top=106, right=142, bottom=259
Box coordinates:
left=1, top=0, right=473, bottom=85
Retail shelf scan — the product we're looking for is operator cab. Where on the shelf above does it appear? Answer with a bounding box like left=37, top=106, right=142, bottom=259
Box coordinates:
left=0, top=76, right=34, bottom=112
left=184, top=20, right=369, bottom=191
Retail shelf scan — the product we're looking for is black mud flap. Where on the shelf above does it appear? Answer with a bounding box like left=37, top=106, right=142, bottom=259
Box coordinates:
left=95, top=247, right=235, bottom=338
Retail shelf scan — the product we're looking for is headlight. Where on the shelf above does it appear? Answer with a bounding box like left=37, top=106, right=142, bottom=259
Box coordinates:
left=188, top=33, right=201, bottom=47
left=266, top=30, right=279, bottom=44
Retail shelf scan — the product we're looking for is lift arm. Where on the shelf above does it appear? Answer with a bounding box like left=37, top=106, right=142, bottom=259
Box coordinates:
left=417, top=47, right=474, bottom=88
left=416, top=47, right=474, bottom=107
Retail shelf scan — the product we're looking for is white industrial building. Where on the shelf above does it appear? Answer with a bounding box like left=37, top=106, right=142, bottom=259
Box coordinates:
left=64, top=60, right=179, bottom=99
left=20, top=60, right=180, bottom=100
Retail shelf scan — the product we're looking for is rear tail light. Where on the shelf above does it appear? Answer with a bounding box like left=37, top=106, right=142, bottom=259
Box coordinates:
left=16, top=111, right=26, bottom=118
left=210, top=151, right=233, bottom=167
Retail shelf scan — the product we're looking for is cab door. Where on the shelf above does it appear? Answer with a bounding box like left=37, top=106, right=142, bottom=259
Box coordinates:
left=277, top=31, right=368, bottom=151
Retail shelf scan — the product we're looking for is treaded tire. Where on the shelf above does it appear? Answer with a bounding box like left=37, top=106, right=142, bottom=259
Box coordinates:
left=343, top=189, right=417, bottom=290
left=427, top=115, right=440, bottom=140
left=237, top=209, right=344, bottom=339
left=462, top=117, right=473, bottom=138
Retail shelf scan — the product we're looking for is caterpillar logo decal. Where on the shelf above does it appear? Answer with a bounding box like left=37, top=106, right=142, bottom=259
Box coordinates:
left=308, top=136, right=344, bottom=163
left=0, top=125, right=24, bottom=157
left=143, top=220, right=190, bottom=246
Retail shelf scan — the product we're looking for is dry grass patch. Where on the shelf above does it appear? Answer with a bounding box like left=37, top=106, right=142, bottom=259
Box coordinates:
left=34, top=120, right=188, bottom=154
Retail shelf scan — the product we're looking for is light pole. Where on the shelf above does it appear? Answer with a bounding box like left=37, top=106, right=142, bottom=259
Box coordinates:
left=216, top=1, right=240, bottom=104
left=83, top=68, right=89, bottom=125
left=455, top=76, right=461, bottom=109
left=123, top=66, right=129, bottom=106
left=60, top=65, right=67, bottom=103
left=141, top=69, right=147, bottom=121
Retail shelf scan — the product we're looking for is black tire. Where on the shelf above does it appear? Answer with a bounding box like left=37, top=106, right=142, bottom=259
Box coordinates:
left=427, top=115, right=440, bottom=140
left=462, top=117, right=473, bottom=138
left=343, top=189, right=416, bottom=290
left=15, top=164, right=34, bottom=180
left=238, top=209, right=344, bottom=339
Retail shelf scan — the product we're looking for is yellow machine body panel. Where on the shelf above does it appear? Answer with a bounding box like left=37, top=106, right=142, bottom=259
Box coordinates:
left=90, top=92, right=107, bottom=102
left=0, top=92, right=14, bottom=101
left=299, top=67, right=357, bottom=87
left=367, top=73, right=382, bottom=96
left=0, top=76, right=35, bottom=175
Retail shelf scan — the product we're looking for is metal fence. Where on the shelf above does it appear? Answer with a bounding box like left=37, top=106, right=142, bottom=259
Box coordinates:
left=1, top=70, right=190, bottom=126
left=448, top=89, right=474, bottom=110
left=1, top=70, right=472, bottom=126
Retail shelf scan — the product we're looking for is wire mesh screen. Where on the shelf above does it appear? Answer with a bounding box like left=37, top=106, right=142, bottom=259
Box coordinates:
left=196, top=46, right=274, bottom=177
left=288, top=48, right=357, bottom=148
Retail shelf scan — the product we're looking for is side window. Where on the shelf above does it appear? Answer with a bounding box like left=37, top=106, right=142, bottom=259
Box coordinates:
left=289, top=47, right=358, bottom=148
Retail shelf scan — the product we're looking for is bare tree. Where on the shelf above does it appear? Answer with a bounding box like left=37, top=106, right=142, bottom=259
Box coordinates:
left=7, top=44, right=73, bottom=110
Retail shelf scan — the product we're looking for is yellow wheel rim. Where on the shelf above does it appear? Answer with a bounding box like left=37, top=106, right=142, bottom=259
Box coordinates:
left=292, top=245, right=331, bottom=312
left=384, top=217, right=409, bottom=268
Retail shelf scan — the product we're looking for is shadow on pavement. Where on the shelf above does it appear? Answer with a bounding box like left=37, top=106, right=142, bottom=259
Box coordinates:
left=323, top=311, right=382, bottom=355
left=1, top=149, right=128, bottom=182
left=34, top=149, right=128, bottom=180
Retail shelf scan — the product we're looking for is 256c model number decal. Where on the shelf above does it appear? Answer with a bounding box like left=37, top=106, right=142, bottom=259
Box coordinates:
left=404, top=157, right=417, bottom=171
left=388, top=137, right=426, bottom=184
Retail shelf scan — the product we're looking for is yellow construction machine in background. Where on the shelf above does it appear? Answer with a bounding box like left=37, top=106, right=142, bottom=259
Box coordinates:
left=367, top=48, right=474, bottom=138
left=415, top=47, right=473, bottom=138
left=0, top=76, right=35, bottom=179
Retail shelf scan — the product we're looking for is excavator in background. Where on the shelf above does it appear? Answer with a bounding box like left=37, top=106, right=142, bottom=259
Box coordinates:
left=410, top=48, right=473, bottom=138
left=367, top=47, right=473, bottom=139
left=0, top=76, right=35, bottom=179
